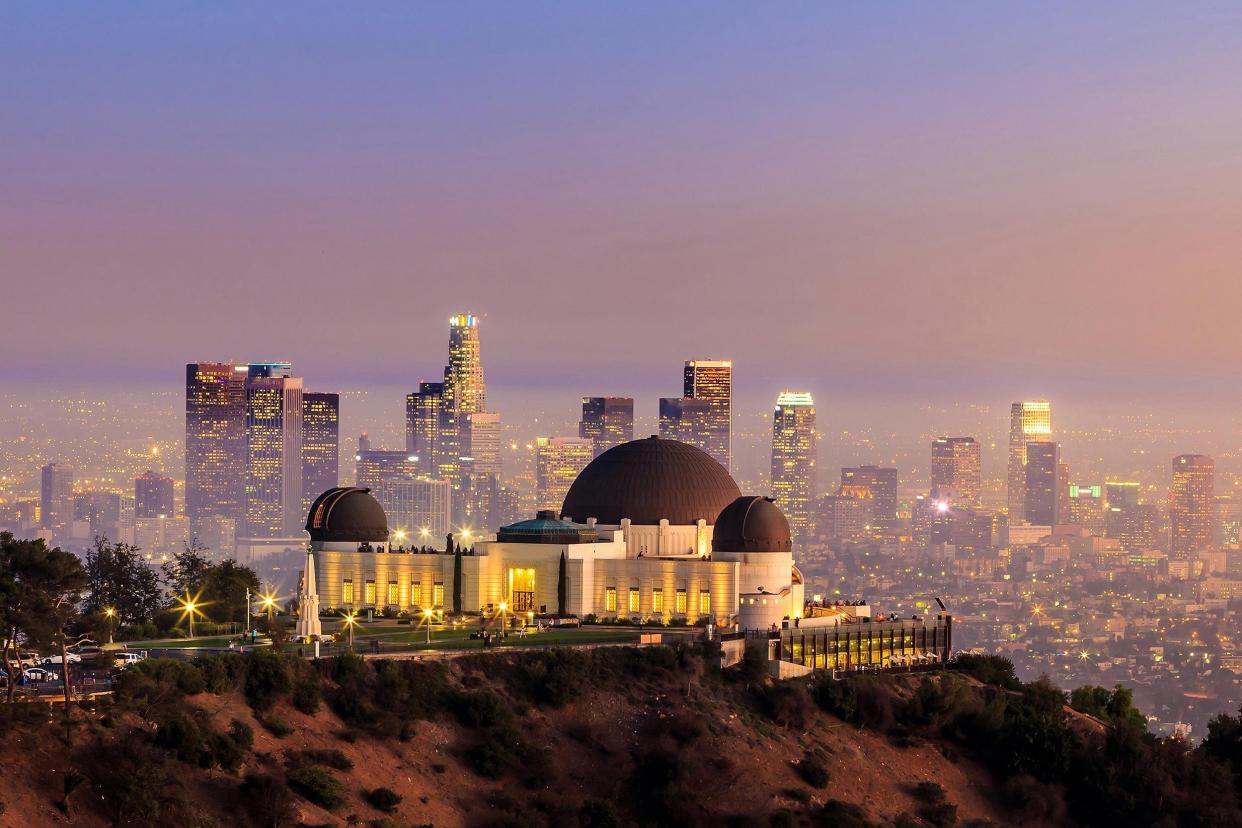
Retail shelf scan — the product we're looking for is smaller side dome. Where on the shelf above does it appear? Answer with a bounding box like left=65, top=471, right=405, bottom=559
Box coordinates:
left=306, top=487, right=389, bottom=543
left=712, top=496, right=792, bottom=553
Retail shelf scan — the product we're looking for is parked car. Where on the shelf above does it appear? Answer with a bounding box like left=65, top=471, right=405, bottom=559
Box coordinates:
left=17, top=651, right=41, bottom=669
left=67, top=640, right=97, bottom=654
left=22, top=667, right=59, bottom=683
left=113, top=651, right=147, bottom=669
left=41, top=653, right=82, bottom=666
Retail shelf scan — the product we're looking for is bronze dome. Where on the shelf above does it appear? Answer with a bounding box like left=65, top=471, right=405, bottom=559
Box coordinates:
left=561, top=436, right=741, bottom=526
left=712, top=496, right=792, bottom=553
left=305, top=487, right=389, bottom=543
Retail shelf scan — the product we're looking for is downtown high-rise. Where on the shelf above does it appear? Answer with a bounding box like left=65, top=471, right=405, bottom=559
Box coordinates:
left=40, top=462, right=75, bottom=531
left=930, top=436, right=981, bottom=506
left=840, top=465, right=898, bottom=532
left=1170, top=454, right=1215, bottom=559
left=535, top=437, right=594, bottom=512
left=185, top=362, right=248, bottom=532
left=243, top=363, right=304, bottom=537
left=1024, top=441, right=1060, bottom=525
left=302, top=392, right=340, bottom=510
left=681, top=359, right=731, bottom=471
left=770, top=391, right=817, bottom=540
left=134, top=470, right=175, bottom=519
left=1007, top=400, right=1052, bottom=521
left=405, top=381, right=444, bottom=476
left=580, top=397, right=634, bottom=457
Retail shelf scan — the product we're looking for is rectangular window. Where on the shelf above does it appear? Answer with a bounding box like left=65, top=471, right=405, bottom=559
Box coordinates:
left=699, top=590, right=711, bottom=615
left=605, top=587, right=617, bottom=613
left=411, top=581, right=423, bottom=607
left=675, top=589, right=687, bottom=614
left=387, top=581, right=399, bottom=606
left=652, top=589, right=664, bottom=614
left=342, top=580, right=354, bottom=605
left=433, top=582, right=445, bottom=607
left=628, top=587, right=640, bottom=614
left=365, top=580, right=376, bottom=606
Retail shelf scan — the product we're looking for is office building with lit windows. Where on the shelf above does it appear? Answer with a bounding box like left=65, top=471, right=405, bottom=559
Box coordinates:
left=681, top=359, right=732, bottom=470
left=771, top=391, right=817, bottom=540
left=40, top=462, right=75, bottom=532
left=243, top=363, right=304, bottom=537
left=840, top=465, right=897, bottom=531
left=134, top=470, right=174, bottom=519
left=405, top=381, right=443, bottom=476
left=580, top=397, right=635, bottom=457
left=930, top=437, right=981, bottom=506
left=1008, top=400, right=1052, bottom=520
left=374, top=475, right=452, bottom=544
left=1024, top=441, right=1060, bottom=525
left=534, top=437, right=594, bottom=511
left=185, top=362, right=247, bottom=532
left=1171, top=454, right=1215, bottom=559
left=302, top=392, right=340, bottom=513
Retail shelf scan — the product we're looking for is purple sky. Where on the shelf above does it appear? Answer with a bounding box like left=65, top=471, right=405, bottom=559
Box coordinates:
left=5, top=3, right=1242, bottom=399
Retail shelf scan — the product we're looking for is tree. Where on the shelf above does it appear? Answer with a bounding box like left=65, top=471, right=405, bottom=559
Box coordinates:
left=83, top=537, right=163, bottom=626
left=452, top=544, right=463, bottom=614
left=161, top=541, right=212, bottom=597
left=557, top=550, right=568, bottom=616
left=0, top=532, right=87, bottom=713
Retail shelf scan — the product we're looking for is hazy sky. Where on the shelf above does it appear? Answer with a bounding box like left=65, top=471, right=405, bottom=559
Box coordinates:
left=5, top=3, right=1242, bottom=399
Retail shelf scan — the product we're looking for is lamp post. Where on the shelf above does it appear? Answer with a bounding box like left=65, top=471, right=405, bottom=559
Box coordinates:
left=343, top=611, right=357, bottom=649
left=186, top=601, right=197, bottom=639
left=498, top=601, right=508, bottom=638
left=423, top=607, right=433, bottom=645
left=104, top=607, right=116, bottom=644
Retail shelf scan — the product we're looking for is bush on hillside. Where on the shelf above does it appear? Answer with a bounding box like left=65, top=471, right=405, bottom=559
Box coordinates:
left=365, top=787, right=402, bottom=812
left=287, top=766, right=346, bottom=810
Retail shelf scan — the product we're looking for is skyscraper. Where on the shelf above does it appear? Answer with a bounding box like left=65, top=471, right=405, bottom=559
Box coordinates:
left=463, top=411, right=502, bottom=527
left=682, top=360, right=731, bottom=470
left=444, top=314, right=485, bottom=417
left=243, top=363, right=304, bottom=537
left=375, top=475, right=452, bottom=543
left=535, top=437, right=593, bottom=512
left=771, top=391, right=817, bottom=540
left=930, top=437, right=981, bottom=506
left=185, top=362, right=247, bottom=531
left=302, top=392, right=340, bottom=509
left=1024, top=441, right=1060, bottom=525
left=580, top=397, right=635, bottom=457
left=1008, top=400, right=1052, bottom=520
left=840, top=466, right=898, bottom=531
left=1170, top=454, right=1215, bottom=559
left=354, top=450, right=420, bottom=490
left=40, top=463, right=75, bottom=531
left=405, top=381, right=443, bottom=475
left=134, top=470, right=174, bottom=519
left=658, top=396, right=713, bottom=449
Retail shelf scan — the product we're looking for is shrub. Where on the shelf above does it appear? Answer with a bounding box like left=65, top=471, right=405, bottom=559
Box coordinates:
left=365, top=787, right=402, bottom=812
left=194, top=653, right=247, bottom=693
left=289, top=748, right=353, bottom=771
left=291, top=677, right=321, bottom=714
left=245, top=650, right=292, bottom=711
left=287, top=766, right=347, bottom=810
left=796, top=753, right=830, bottom=788
left=260, top=715, right=294, bottom=738
left=952, top=654, right=1020, bottom=690
left=239, top=774, right=296, bottom=828
left=450, top=689, right=511, bottom=729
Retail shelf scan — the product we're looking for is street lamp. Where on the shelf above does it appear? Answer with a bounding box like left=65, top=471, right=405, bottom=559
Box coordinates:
left=498, top=601, right=508, bottom=636
left=342, top=611, right=357, bottom=649
left=176, top=590, right=204, bottom=639
left=260, top=590, right=277, bottom=625
left=104, top=607, right=116, bottom=644
left=423, top=607, right=434, bottom=645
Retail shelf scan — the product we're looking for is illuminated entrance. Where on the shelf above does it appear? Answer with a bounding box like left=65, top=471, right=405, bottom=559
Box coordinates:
left=507, top=567, right=536, bottom=612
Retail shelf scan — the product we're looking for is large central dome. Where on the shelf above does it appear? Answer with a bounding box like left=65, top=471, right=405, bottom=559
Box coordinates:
left=561, top=436, right=741, bottom=526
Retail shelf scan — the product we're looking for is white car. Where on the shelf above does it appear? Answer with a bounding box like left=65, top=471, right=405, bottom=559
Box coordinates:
left=17, top=652, right=41, bottom=669
left=41, top=653, right=82, bottom=666
left=113, top=652, right=147, bottom=668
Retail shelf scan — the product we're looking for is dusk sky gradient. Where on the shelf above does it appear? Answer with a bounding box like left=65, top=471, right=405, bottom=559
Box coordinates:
left=6, top=3, right=1242, bottom=400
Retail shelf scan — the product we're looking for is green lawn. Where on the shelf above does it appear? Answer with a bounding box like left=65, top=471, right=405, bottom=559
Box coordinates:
left=121, top=625, right=641, bottom=655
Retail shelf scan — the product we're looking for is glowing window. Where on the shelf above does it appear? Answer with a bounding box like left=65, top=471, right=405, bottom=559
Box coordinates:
left=433, top=582, right=444, bottom=607
left=365, top=580, right=376, bottom=606
left=605, top=587, right=617, bottom=613
left=411, top=582, right=423, bottom=607
left=675, top=589, right=687, bottom=614
left=699, top=590, right=711, bottom=615
left=628, top=587, right=640, bottom=614
left=387, top=581, right=399, bottom=606
left=342, top=580, right=354, bottom=605
left=652, top=589, right=664, bottom=614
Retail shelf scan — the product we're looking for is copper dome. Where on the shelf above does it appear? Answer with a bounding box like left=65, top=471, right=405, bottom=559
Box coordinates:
left=305, top=487, right=389, bottom=543
left=561, top=436, right=741, bottom=526
left=712, top=496, right=792, bottom=553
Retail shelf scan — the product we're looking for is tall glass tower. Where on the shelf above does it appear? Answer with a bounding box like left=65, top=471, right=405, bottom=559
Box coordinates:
left=1007, top=400, right=1052, bottom=521
left=683, top=359, right=732, bottom=471
left=185, top=362, right=248, bottom=532
left=1171, top=454, right=1215, bottom=559
left=771, top=391, right=817, bottom=540
left=243, top=363, right=303, bottom=537
left=302, top=392, right=340, bottom=511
